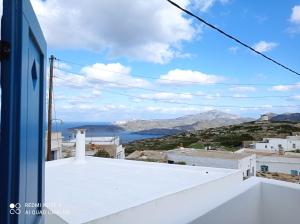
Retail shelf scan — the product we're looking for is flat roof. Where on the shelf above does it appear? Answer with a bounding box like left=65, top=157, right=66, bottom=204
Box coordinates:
left=243, top=148, right=300, bottom=159
left=167, top=148, right=253, bottom=160
left=126, top=150, right=167, bottom=162
left=45, top=157, right=238, bottom=223
left=258, top=156, right=300, bottom=163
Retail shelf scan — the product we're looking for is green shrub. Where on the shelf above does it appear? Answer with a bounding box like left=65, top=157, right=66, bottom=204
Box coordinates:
left=94, top=149, right=111, bottom=158
left=189, top=142, right=204, bottom=149
left=214, top=134, right=254, bottom=148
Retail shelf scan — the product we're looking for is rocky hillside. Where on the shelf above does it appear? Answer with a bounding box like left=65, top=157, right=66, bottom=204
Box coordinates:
left=119, top=110, right=253, bottom=134
left=270, top=113, right=300, bottom=122
left=124, top=121, right=300, bottom=155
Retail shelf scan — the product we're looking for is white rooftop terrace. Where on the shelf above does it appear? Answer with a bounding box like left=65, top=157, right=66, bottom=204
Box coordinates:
left=45, top=157, right=300, bottom=224
left=45, top=157, right=241, bottom=224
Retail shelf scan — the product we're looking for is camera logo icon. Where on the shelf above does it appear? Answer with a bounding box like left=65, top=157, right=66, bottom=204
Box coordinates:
left=9, top=203, right=21, bottom=215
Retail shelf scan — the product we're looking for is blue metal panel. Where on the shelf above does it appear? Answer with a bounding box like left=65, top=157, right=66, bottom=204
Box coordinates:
left=0, top=0, right=47, bottom=224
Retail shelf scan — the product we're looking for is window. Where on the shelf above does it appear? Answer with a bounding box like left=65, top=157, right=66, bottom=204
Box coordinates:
left=291, top=170, right=298, bottom=176
left=51, top=151, right=57, bottom=160
left=261, top=165, right=268, bottom=172
left=265, top=145, right=267, bottom=149
left=293, top=144, right=296, bottom=149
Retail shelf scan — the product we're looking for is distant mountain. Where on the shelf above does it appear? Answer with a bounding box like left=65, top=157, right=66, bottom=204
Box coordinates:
left=176, top=118, right=251, bottom=131
left=262, top=113, right=277, bottom=119
left=119, top=110, right=253, bottom=134
left=270, top=113, right=300, bottom=122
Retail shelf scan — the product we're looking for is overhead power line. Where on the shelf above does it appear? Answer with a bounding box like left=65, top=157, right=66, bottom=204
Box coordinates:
left=166, top=0, right=300, bottom=77
left=53, top=75, right=300, bottom=109
left=55, top=58, right=299, bottom=87
left=54, top=67, right=296, bottom=99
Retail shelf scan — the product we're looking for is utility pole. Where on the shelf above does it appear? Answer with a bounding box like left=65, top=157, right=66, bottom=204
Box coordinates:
left=47, top=55, right=55, bottom=161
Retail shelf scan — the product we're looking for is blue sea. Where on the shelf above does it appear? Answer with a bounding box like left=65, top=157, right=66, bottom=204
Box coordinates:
left=51, top=122, right=163, bottom=144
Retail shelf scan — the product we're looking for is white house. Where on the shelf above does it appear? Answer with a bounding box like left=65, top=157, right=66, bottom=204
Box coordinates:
left=44, top=155, right=300, bottom=224
left=68, top=135, right=125, bottom=159
left=250, top=136, right=300, bottom=151
left=166, top=148, right=256, bottom=178
left=45, top=132, right=63, bottom=160
left=238, top=148, right=300, bottom=176
left=260, top=114, right=270, bottom=122
left=257, top=155, right=300, bottom=175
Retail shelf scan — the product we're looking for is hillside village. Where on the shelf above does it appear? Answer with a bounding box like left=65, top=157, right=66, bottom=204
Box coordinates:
left=51, top=112, right=300, bottom=184
left=124, top=120, right=300, bottom=154
left=124, top=113, right=300, bottom=183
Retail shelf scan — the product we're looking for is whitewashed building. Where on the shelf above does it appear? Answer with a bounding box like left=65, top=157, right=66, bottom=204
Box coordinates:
left=238, top=148, right=300, bottom=175
left=44, top=153, right=300, bottom=224
left=250, top=136, right=300, bottom=151
left=166, top=148, right=256, bottom=178
left=260, top=114, right=270, bottom=122
left=68, top=135, right=125, bottom=159
left=45, top=132, right=63, bottom=160
left=257, top=155, right=300, bottom=175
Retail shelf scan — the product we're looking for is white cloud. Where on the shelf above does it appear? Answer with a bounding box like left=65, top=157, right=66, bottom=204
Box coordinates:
left=140, top=92, right=193, bottom=101
left=30, top=0, right=197, bottom=64
left=53, top=93, right=67, bottom=101
left=270, top=85, right=292, bottom=92
left=81, top=63, right=149, bottom=88
left=56, top=62, right=72, bottom=70
left=145, top=106, right=201, bottom=114
left=54, top=68, right=88, bottom=88
left=54, top=62, right=150, bottom=89
left=229, top=86, right=256, bottom=93
left=192, top=0, right=229, bottom=12
left=158, top=69, right=223, bottom=85
left=232, top=94, right=247, bottom=98
left=199, top=92, right=221, bottom=99
left=91, top=89, right=102, bottom=97
left=253, top=41, right=278, bottom=53
left=228, top=46, right=238, bottom=53
left=270, top=83, right=300, bottom=92
left=290, top=5, right=300, bottom=24
left=291, top=95, right=300, bottom=100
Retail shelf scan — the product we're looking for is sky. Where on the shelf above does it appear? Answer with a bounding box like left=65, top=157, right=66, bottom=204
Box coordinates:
left=2, top=0, right=300, bottom=122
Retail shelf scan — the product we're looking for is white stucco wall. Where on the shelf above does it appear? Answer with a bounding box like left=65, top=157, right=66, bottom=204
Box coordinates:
left=167, top=153, right=256, bottom=178
left=257, top=156, right=300, bottom=174
left=116, top=145, right=125, bottom=159
left=254, top=138, right=300, bottom=151
left=87, top=137, right=120, bottom=145
left=88, top=172, right=242, bottom=224
left=189, top=181, right=262, bottom=224
left=238, top=155, right=256, bottom=177
left=167, top=154, right=237, bottom=168
left=261, top=181, right=300, bottom=224
left=45, top=132, right=63, bottom=160
left=189, top=178, right=300, bottom=224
